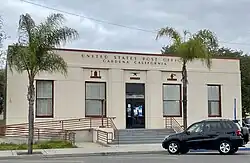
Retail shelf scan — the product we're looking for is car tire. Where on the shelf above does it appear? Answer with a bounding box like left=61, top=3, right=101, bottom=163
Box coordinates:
left=167, top=141, right=180, bottom=155
left=218, top=140, right=232, bottom=155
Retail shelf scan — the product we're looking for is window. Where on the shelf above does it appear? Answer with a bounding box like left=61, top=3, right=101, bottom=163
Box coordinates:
left=163, top=84, right=182, bottom=117
left=220, top=121, right=234, bottom=129
left=207, top=85, right=221, bottom=117
left=126, top=83, right=145, bottom=99
left=204, top=121, right=222, bottom=132
left=187, top=122, right=204, bottom=133
left=36, top=80, right=54, bottom=118
left=85, top=82, right=106, bottom=117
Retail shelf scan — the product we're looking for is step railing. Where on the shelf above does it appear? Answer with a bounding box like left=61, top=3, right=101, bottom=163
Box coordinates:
left=35, top=117, right=112, bottom=130
left=108, top=117, right=119, bottom=144
left=3, top=117, right=116, bottom=131
left=0, top=117, right=118, bottom=145
left=165, top=117, right=184, bottom=133
left=96, top=130, right=113, bottom=144
left=0, top=125, right=76, bottom=144
left=96, top=117, right=118, bottom=145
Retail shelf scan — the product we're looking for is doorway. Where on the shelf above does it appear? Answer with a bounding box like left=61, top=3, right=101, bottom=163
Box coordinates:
left=125, top=83, right=145, bottom=129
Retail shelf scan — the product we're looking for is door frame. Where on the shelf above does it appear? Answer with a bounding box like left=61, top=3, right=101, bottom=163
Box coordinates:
left=125, top=83, right=145, bottom=129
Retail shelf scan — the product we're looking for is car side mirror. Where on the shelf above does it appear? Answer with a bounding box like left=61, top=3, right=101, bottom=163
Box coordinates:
left=185, top=131, right=190, bottom=135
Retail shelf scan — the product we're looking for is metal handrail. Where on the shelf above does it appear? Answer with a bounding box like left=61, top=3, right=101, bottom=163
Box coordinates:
left=165, top=117, right=184, bottom=132
left=0, top=117, right=118, bottom=144
left=0, top=117, right=116, bottom=130
left=0, top=125, right=75, bottom=143
left=171, top=118, right=184, bottom=132
left=107, top=117, right=119, bottom=144
left=96, top=129, right=113, bottom=144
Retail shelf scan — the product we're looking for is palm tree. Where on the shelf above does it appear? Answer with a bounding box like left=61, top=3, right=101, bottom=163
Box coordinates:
left=0, top=16, right=7, bottom=64
left=156, top=27, right=219, bottom=129
left=0, top=16, right=5, bottom=48
left=7, top=13, right=79, bottom=154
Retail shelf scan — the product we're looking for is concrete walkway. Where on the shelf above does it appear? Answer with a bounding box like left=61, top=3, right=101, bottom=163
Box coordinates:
left=0, top=143, right=249, bottom=159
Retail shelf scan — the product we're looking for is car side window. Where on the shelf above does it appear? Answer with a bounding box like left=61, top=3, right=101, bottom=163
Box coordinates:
left=204, top=122, right=222, bottom=132
left=187, top=122, right=204, bottom=133
left=221, top=121, right=234, bottom=129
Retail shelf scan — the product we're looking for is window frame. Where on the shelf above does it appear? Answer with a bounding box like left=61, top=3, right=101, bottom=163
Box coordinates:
left=162, top=83, right=182, bottom=117
left=207, top=84, right=222, bottom=117
left=35, top=80, right=54, bottom=118
left=85, top=81, right=107, bottom=117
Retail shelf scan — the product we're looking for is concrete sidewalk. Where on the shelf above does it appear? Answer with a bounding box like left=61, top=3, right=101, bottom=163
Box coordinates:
left=0, top=143, right=249, bottom=159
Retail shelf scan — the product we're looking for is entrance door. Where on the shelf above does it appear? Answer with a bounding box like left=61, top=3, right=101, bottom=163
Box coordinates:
left=125, top=83, right=145, bottom=129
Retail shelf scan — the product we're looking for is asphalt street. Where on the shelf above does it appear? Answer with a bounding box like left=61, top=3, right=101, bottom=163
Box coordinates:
left=0, top=152, right=250, bottom=163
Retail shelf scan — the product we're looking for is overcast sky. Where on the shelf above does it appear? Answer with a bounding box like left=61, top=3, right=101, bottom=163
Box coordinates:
left=1, top=0, right=250, bottom=54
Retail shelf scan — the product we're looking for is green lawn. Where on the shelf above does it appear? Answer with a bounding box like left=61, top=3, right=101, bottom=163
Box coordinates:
left=0, top=140, right=77, bottom=150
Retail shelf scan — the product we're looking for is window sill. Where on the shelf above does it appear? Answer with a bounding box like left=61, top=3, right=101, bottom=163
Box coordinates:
left=163, top=115, right=182, bottom=117
left=85, top=115, right=107, bottom=118
left=35, top=116, right=54, bottom=118
left=208, top=115, right=221, bottom=117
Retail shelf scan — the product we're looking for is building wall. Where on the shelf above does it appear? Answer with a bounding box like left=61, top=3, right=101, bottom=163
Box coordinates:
left=6, top=49, right=242, bottom=129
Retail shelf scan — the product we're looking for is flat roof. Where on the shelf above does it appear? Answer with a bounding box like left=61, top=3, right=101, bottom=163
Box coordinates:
left=54, top=48, right=240, bottom=61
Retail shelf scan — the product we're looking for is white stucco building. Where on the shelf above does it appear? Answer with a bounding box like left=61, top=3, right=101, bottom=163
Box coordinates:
left=6, top=48, right=242, bottom=129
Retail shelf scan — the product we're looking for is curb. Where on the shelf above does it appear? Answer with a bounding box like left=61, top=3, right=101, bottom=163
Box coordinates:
left=45, top=150, right=168, bottom=158
left=190, top=147, right=250, bottom=152
left=0, top=151, right=167, bottom=160
left=239, top=148, right=250, bottom=151
left=0, top=148, right=249, bottom=160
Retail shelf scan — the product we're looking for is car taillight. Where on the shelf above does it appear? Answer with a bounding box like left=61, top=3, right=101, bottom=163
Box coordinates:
left=236, top=130, right=241, bottom=136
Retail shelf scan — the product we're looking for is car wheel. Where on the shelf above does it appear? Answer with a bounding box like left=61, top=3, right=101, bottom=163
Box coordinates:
left=167, top=141, right=180, bottom=154
left=218, top=140, right=232, bottom=155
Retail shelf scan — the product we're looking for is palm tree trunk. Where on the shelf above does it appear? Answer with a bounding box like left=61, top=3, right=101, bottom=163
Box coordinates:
left=182, top=62, right=188, bottom=130
left=27, top=78, right=35, bottom=154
